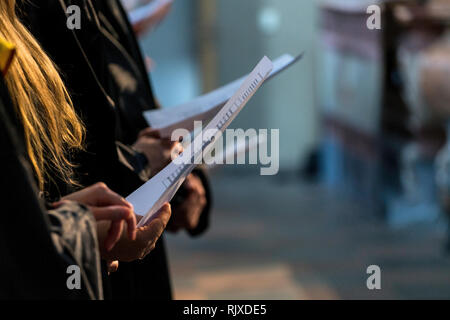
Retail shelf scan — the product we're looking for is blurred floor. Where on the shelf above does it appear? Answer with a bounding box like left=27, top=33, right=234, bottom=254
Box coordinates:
left=165, top=168, right=450, bottom=300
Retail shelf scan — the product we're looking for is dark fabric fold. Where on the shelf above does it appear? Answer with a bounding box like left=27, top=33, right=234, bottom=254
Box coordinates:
left=0, top=78, right=103, bottom=300
left=20, top=0, right=212, bottom=300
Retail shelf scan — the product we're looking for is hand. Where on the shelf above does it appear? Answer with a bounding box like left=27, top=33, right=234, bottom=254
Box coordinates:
left=168, top=174, right=207, bottom=232
left=55, top=182, right=137, bottom=252
left=99, top=203, right=172, bottom=262
left=133, top=128, right=183, bottom=176
left=106, top=260, right=119, bottom=274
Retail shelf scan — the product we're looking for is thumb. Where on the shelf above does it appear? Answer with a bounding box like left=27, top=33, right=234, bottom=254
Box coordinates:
left=139, top=203, right=171, bottom=242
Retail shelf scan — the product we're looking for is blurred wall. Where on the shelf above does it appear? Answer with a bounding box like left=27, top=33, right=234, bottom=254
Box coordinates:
left=139, top=0, right=319, bottom=171
left=214, top=0, right=319, bottom=170
left=139, top=0, right=201, bottom=107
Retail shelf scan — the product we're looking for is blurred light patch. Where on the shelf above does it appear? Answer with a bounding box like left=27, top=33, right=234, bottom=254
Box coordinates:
left=257, top=7, right=281, bottom=36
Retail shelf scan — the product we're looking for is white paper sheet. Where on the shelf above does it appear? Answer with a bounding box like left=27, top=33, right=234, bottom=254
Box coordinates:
left=144, top=53, right=304, bottom=138
left=128, top=0, right=173, bottom=25
left=128, top=56, right=274, bottom=227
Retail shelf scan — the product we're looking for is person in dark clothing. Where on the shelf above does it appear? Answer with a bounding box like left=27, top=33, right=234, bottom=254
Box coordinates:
left=0, top=78, right=103, bottom=299
left=0, top=38, right=120, bottom=299
left=1, top=74, right=166, bottom=298
left=0, top=3, right=170, bottom=297
left=20, top=0, right=212, bottom=299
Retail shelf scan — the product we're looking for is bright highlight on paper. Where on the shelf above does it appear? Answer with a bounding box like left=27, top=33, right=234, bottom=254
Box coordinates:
left=128, top=56, right=274, bottom=227
left=144, top=53, right=304, bottom=138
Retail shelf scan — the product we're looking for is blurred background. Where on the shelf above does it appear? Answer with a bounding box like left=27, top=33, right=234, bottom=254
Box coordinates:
left=134, top=0, right=450, bottom=299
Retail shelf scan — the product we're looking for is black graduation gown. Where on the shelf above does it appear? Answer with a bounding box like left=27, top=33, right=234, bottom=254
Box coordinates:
left=19, top=0, right=211, bottom=300
left=0, top=77, right=103, bottom=300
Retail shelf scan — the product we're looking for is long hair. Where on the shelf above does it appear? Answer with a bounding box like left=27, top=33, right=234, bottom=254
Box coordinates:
left=0, top=0, right=85, bottom=191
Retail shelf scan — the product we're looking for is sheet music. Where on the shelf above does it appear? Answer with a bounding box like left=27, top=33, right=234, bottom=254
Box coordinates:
left=128, top=56, right=274, bottom=227
left=144, top=53, right=304, bottom=138
left=128, top=0, right=173, bottom=25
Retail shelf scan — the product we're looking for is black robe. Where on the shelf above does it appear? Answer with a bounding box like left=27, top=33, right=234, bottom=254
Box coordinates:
left=20, top=0, right=211, bottom=300
left=0, top=77, right=103, bottom=300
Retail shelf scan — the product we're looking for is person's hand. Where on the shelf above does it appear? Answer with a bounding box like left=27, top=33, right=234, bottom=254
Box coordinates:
left=54, top=182, right=137, bottom=252
left=133, top=128, right=183, bottom=176
left=168, top=174, right=207, bottom=232
left=99, top=203, right=172, bottom=262
left=106, top=260, right=119, bottom=274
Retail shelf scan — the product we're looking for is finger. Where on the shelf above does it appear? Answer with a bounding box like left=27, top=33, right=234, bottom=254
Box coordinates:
left=170, top=143, right=184, bottom=160
left=183, top=175, right=195, bottom=191
left=139, top=127, right=161, bottom=139
left=200, top=195, right=207, bottom=207
left=185, top=179, right=205, bottom=198
left=93, top=184, right=134, bottom=209
left=190, top=175, right=206, bottom=197
left=104, top=220, right=123, bottom=252
left=156, top=203, right=172, bottom=226
left=162, top=139, right=180, bottom=149
left=90, top=205, right=134, bottom=222
left=51, top=200, right=71, bottom=208
left=139, top=203, right=171, bottom=241
left=193, top=181, right=206, bottom=197
left=173, top=142, right=183, bottom=155
left=91, top=205, right=136, bottom=240
left=107, top=260, right=119, bottom=273
left=127, top=212, right=137, bottom=241
left=150, top=203, right=172, bottom=228
left=185, top=189, right=200, bottom=203
left=187, top=209, right=202, bottom=229
left=135, top=204, right=172, bottom=259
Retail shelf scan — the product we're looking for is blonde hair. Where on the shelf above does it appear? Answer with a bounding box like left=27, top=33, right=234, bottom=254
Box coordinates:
left=0, top=0, right=85, bottom=191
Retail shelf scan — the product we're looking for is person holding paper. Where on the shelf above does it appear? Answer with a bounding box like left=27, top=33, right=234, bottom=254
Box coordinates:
left=0, top=0, right=173, bottom=298
left=1, top=74, right=102, bottom=299
left=20, top=0, right=211, bottom=300
left=0, top=7, right=165, bottom=297
left=1, top=72, right=167, bottom=297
